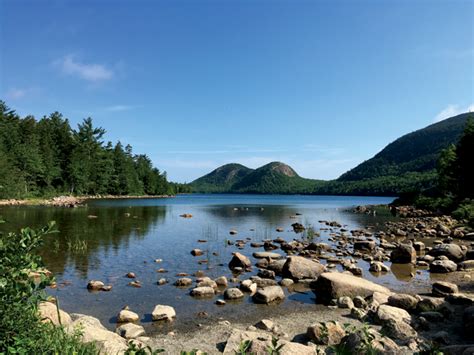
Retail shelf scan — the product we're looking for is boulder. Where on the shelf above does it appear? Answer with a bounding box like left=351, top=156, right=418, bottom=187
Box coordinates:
left=66, top=315, right=128, bottom=353
left=306, top=321, right=346, bottom=345
left=151, top=305, right=176, bottom=321
left=390, top=244, right=416, bottom=264
left=39, top=301, right=72, bottom=326
left=117, top=309, right=139, bottom=323
left=252, top=252, right=282, bottom=259
left=458, top=260, right=474, bottom=270
left=279, top=342, right=315, bottom=355
left=240, top=279, right=257, bottom=294
left=430, top=259, right=457, bottom=273
left=432, top=281, right=459, bottom=296
left=387, top=294, right=418, bottom=310
left=224, top=288, right=244, bottom=300
left=429, top=244, right=465, bottom=262
left=215, top=276, right=228, bottom=287
left=255, top=319, right=275, bottom=332
left=376, top=304, right=411, bottom=325
left=338, top=296, right=354, bottom=309
left=229, top=252, right=251, bottom=270
left=338, top=327, right=400, bottom=354
left=380, top=319, right=417, bottom=344
left=281, top=256, right=325, bottom=280
left=116, top=323, right=145, bottom=339
left=191, top=249, right=203, bottom=256
left=190, top=286, right=215, bottom=297
left=253, top=286, right=285, bottom=304
left=313, top=272, right=391, bottom=303
left=369, top=261, right=389, bottom=273
left=353, top=240, right=376, bottom=251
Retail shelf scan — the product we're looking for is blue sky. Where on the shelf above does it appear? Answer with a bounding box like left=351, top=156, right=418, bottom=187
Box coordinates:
left=1, top=0, right=473, bottom=182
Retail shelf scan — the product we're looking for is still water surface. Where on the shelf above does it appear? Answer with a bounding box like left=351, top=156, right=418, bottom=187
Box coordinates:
left=1, top=194, right=436, bottom=333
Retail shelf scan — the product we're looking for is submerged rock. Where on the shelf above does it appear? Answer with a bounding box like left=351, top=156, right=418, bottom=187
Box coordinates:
left=253, top=286, right=285, bottom=304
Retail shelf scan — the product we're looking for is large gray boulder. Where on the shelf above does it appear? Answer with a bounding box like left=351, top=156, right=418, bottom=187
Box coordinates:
left=253, top=286, right=285, bottom=304
left=430, top=259, right=457, bottom=273
left=313, top=272, right=391, bottom=303
left=39, top=301, right=72, bottom=326
left=281, top=256, right=325, bottom=280
left=428, top=244, right=465, bottom=262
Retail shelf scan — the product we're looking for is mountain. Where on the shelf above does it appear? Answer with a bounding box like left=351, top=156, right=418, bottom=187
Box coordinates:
left=191, top=162, right=321, bottom=194
left=191, top=112, right=473, bottom=195
left=338, top=112, right=472, bottom=181
left=190, top=163, right=253, bottom=193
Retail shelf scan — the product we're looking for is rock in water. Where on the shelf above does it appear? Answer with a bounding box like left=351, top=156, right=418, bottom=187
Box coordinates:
left=429, top=259, right=457, bottom=273
left=229, top=252, right=251, bottom=270
left=313, top=272, right=391, bottom=303
left=253, top=286, right=285, bottom=304
left=224, top=288, right=244, bottom=300
left=117, top=309, right=139, bottom=323
left=432, top=281, right=459, bottom=296
left=429, top=244, right=465, bottom=262
left=151, top=305, right=176, bottom=321
left=281, top=256, right=325, bottom=280
left=390, top=244, right=416, bottom=264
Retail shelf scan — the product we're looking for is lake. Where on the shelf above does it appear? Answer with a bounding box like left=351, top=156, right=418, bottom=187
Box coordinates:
left=1, top=193, right=435, bottom=334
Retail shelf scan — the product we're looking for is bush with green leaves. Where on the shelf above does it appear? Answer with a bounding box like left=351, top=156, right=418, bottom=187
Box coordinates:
left=0, top=221, right=96, bottom=353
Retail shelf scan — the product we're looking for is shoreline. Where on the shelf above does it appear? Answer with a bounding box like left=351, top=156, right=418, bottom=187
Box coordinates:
left=0, top=194, right=175, bottom=207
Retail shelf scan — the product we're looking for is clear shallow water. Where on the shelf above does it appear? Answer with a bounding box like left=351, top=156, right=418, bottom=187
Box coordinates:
left=2, top=193, right=436, bottom=333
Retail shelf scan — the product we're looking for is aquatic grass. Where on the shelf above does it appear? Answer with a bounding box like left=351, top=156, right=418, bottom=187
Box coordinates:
left=66, top=236, right=88, bottom=254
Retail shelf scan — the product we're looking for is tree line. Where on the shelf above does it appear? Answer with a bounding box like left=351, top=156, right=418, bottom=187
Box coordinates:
left=0, top=101, right=190, bottom=199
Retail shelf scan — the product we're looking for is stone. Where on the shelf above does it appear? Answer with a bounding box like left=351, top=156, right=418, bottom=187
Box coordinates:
left=279, top=278, right=294, bottom=287
left=216, top=299, right=226, bottom=305
left=223, top=330, right=272, bottom=354
left=87, top=280, right=104, bottom=290
left=215, top=276, right=228, bottom=287
left=191, top=249, right=204, bottom=256
left=388, top=294, right=418, bottom=310
left=351, top=307, right=367, bottom=321
left=253, top=286, right=285, bottom=304
left=126, top=272, right=136, bottom=278
left=338, top=327, right=400, bottom=354
left=240, top=279, right=257, bottom=293
left=250, top=276, right=278, bottom=288
left=229, top=229, right=238, bottom=235
left=417, top=297, right=446, bottom=312
left=151, top=305, right=176, bottom=321
left=116, top=323, right=145, bottom=339
left=279, top=342, right=315, bottom=355
left=313, top=272, right=391, bottom=303
left=190, top=286, right=215, bottom=297
left=196, top=279, right=218, bottom=289
left=306, top=321, right=345, bottom=345
left=430, top=259, right=457, bottom=273
left=413, top=241, right=425, bottom=251
left=255, top=319, right=274, bottom=332
left=353, top=296, right=367, bottom=309
left=117, top=309, right=139, bottom=323
left=229, top=252, right=251, bottom=270
left=281, top=256, right=325, bottom=280
left=353, top=240, right=376, bottom=251
left=429, top=244, right=465, bottom=262
left=338, top=296, right=354, bottom=309
left=458, top=260, right=474, bottom=270
left=252, top=252, right=282, bottom=259
left=38, top=301, right=72, bottom=326
left=432, top=281, right=459, bottom=296
left=174, top=278, right=193, bottom=287
left=224, top=288, right=244, bottom=300
left=390, top=244, right=417, bottom=264
left=267, top=259, right=286, bottom=274
left=369, top=261, right=389, bottom=273
left=258, top=269, right=276, bottom=279
left=376, top=304, right=411, bottom=325
left=380, top=319, right=417, bottom=344
left=157, top=278, right=167, bottom=285
left=66, top=315, right=128, bottom=354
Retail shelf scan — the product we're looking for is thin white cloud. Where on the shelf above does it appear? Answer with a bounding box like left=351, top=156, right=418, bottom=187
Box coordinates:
left=6, top=88, right=27, bottom=100
left=55, top=55, right=113, bottom=82
left=104, top=105, right=135, bottom=112
left=434, top=104, right=474, bottom=122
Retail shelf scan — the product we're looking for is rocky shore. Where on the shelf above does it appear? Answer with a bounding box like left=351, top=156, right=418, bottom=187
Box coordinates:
left=0, top=194, right=174, bottom=208
left=36, top=204, right=474, bottom=354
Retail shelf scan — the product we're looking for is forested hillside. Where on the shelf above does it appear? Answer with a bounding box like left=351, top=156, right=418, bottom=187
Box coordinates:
left=0, top=101, right=187, bottom=199
left=338, top=112, right=471, bottom=181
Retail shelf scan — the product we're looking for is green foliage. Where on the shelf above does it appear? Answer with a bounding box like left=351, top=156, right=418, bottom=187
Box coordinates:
left=267, top=336, right=284, bottom=355
left=235, top=340, right=253, bottom=355
left=0, top=221, right=96, bottom=353
left=452, top=200, right=474, bottom=227
left=125, top=341, right=165, bottom=354
left=0, top=100, right=183, bottom=199
left=180, top=350, right=207, bottom=355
